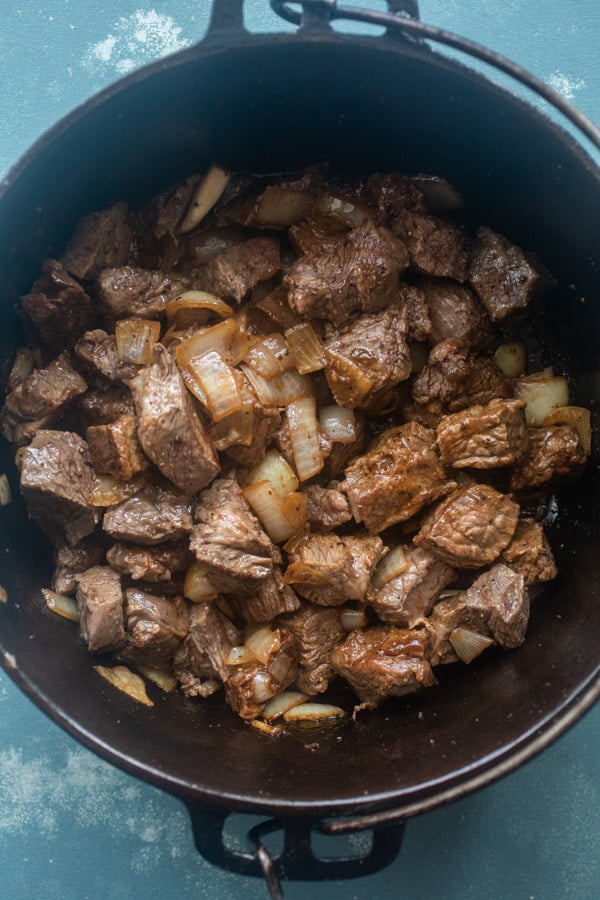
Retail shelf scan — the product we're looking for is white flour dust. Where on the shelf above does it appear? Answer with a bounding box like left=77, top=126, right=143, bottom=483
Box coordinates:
left=547, top=71, right=586, bottom=101
left=83, top=9, right=191, bottom=76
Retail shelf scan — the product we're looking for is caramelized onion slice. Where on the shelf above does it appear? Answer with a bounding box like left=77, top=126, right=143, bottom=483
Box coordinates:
left=94, top=665, right=154, bottom=707
left=91, top=473, right=148, bottom=507
left=166, top=291, right=234, bottom=329
left=226, top=645, right=258, bottom=666
left=183, top=350, right=244, bottom=422
left=324, top=348, right=374, bottom=407
left=177, top=165, right=230, bottom=234
left=255, top=185, right=313, bottom=227
left=211, top=397, right=255, bottom=450
left=515, top=370, right=569, bottom=425
left=243, top=480, right=302, bottom=544
left=283, top=702, right=347, bottom=722
left=184, top=561, right=218, bottom=602
left=115, top=318, right=161, bottom=365
left=241, top=365, right=313, bottom=407
left=176, top=315, right=249, bottom=368
left=262, top=690, right=308, bottom=721
left=42, top=589, right=79, bottom=622
left=137, top=666, right=177, bottom=693
left=319, top=405, right=356, bottom=444
left=286, top=396, right=324, bottom=481
left=246, top=449, right=299, bottom=498
left=245, top=333, right=296, bottom=379
left=284, top=322, right=326, bottom=374
left=372, top=546, right=409, bottom=589
left=245, top=624, right=281, bottom=665
left=544, top=406, right=592, bottom=456
left=449, top=628, right=495, bottom=664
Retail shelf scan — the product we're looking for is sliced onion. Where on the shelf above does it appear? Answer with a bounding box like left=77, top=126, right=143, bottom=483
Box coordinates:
left=544, top=406, right=592, bottom=456
left=251, top=290, right=301, bottom=333
left=42, top=588, right=79, bottom=622
left=137, top=666, right=177, bottom=692
left=249, top=671, right=278, bottom=703
left=184, top=561, right=218, bottom=602
left=312, top=193, right=370, bottom=228
left=372, top=546, right=409, bottom=589
left=241, top=364, right=313, bottom=407
left=340, top=607, right=368, bottom=631
left=8, top=347, right=34, bottom=388
left=226, top=645, right=258, bottom=666
left=324, top=348, right=374, bottom=407
left=246, top=450, right=299, bottom=499
left=284, top=561, right=333, bottom=587
left=283, top=702, right=347, bottom=722
left=91, top=473, right=148, bottom=507
left=249, top=718, right=286, bottom=736
left=94, top=664, right=154, bottom=706
left=211, top=398, right=255, bottom=450
left=284, top=322, right=326, bottom=374
left=281, top=491, right=308, bottom=530
left=319, top=405, right=356, bottom=444
left=409, top=174, right=464, bottom=211
left=262, top=690, right=308, bottom=721
left=183, top=350, right=244, bottom=422
left=175, top=315, right=249, bottom=367
left=115, top=318, right=161, bottom=365
left=493, top=341, right=527, bottom=378
left=177, top=165, right=230, bottom=234
left=449, top=627, right=495, bottom=664
left=244, top=333, right=296, bottom=379
left=0, top=584, right=6, bottom=605
left=255, top=185, right=313, bottom=227
left=0, top=473, right=12, bottom=506
left=165, top=291, right=234, bottom=329
left=515, top=370, right=569, bottom=425
left=245, top=624, right=281, bottom=665
left=286, top=396, right=324, bottom=481
left=243, top=480, right=299, bottom=544
left=438, top=589, right=462, bottom=600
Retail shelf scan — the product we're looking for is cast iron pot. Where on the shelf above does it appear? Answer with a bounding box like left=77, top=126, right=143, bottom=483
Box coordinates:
left=2, top=1, right=600, bottom=893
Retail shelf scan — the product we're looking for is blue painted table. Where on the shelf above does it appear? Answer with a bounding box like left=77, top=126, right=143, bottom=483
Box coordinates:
left=1, top=3, right=599, bottom=898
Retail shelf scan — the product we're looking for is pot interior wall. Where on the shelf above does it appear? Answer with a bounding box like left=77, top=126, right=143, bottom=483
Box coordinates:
left=1, top=34, right=600, bottom=816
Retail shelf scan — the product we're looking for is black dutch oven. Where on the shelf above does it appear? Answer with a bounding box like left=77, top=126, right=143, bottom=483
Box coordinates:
left=2, top=1, right=600, bottom=895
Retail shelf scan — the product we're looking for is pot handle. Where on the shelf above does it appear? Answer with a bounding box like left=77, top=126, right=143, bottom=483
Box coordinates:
left=205, top=0, right=247, bottom=42
left=185, top=802, right=405, bottom=898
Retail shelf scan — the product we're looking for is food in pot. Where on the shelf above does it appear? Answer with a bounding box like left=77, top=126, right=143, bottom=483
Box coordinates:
left=0, top=166, right=590, bottom=726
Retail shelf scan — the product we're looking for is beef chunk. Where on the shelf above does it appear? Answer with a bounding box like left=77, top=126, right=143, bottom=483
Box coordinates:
left=225, top=628, right=297, bottom=719
left=449, top=357, right=514, bottom=411
left=76, top=385, right=136, bottom=427
left=284, top=533, right=385, bottom=606
left=106, top=540, right=192, bottom=582
left=340, top=422, right=456, bottom=534
left=401, top=282, right=431, bottom=342
left=97, top=266, right=185, bottom=320
left=304, top=484, right=352, bottom=532
left=368, top=545, right=456, bottom=627
left=509, top=425, right=588, bottom=491
left=430, top=563, right=529, bottom=663
left=86, top=414, right=149, bottom=480
left=285, top=222, right=409, bottom=325
left=324, top=305, right=411, bottom=408
left=103, top=485, right=192, bottom=545
left=282, top=603, right=346, bottom=695
left=20, top=259, right=94, bottom=352
left=436, top=399, right=529, bottom=469
left=19, top=430, right=99, bottom=545
left=76, top=566, right=125, bottom=653
left=194, top=237, right=281, bottom=303
left=422, top=278, right=489, bottom=347
left=412, top=340, right=513, bottom=411
left=501, top=519, right=557, bottom=585
left=130, top=345, right=220, bottom=494
left=362, top=172, right=427, bottom=224
left=391, top=210, right=467, bottom=281
left=330, top=625, right=435, bottom=709
left=224, top=393, right=282, bottom=468
left=53, top=537, right=106, bottom=595
left=121, top=589, right=188, bottom=667
left=190, top=478, right=276, bottom=594
left=174, top=602, right=241, bottom=698
left=467, top=226, right=552, bottom=322
left=402, top=399, right=445, bottom=430
left=1, top=352, right=87, bottom=446
left=226, top=568, right=301, bottom=622
left=74, top=330, right=137, bottom=385
left=61, top=202, right=135, bottom=279
left=415, top=483, right=519, bottom=568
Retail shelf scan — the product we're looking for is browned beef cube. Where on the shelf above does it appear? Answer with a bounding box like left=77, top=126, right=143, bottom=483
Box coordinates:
left=400, top=282, right=431, bottom=342
left=76, top=385, right=136, bottom=427
left=449, top=357, right=514, bottom=411
left=330, top=625, right=436, bottom=709
left=510, top=425, right=588, bottom=491
left=430, top=563, right=529, bottom=663
left=141, top=173, right=202, bottom=239
left=304, top=484, right=352, bottom=532
left=103, top=485, right=192, bottom=545
left=53, top=537, right=107, bottom=595
left=130, top=345, right=219, bottom=494
left=86, top=414, right=149, bottom=481
left=97, top=266, right=185, bottom=320
left=19, top=430, right=99, bottom=546
left=1, top=352, right=87, bottom=446
left=120, top=588, right=188, bottom=667
left=361, top=172, right=427, bottom=224
left=106, top=540, right=192, bottom=583
left=282, top=603, right=346, bottom=695
left=224, top=392, right=282, bottom=468
left=402, top=399, right=445, bottom=430
left=415, top=483, right=519, bottom=568
left=368, top=545, right=456, bottom=627
left=74, top=330, right=137, bottom=385
left=226, top=568, right=301, bottom=623
left=392, top=210, right=467, bottom=281
left=412, top=340, right=513, bottom=410
left=61, top=202, right=136, bottom=279
left=284, top=222, right=409, bottom=325
left=194, top=237, right=280, bottom=303
left=20, top=259, right=94, bottom=352
left=225, top=628, right=297, bottom=720
left=421, top=278, right=489, bottom=347
left=75, top=566, right=125, bottom=653
left=174, top=602, right=241, bottom=698
left=501, top=519, right=557, bottom=586
left=284, top=533, right=384, bottom=605
left=340, top=422, right=456, bottom=534
left=436, top=399, right=529, bottom=469
left=190, top=478, right=276, bottom=594
left=467, top=226, right=553, bottom=322
left=324, top=306, right=411, bottom=408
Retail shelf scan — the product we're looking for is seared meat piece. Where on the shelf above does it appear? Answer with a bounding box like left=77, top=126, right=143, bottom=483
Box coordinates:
left=282, top=603, right=346, bottom=695
left=225, top=628, right=297, bottom=720
left=402, top=399, right=445, bottom=430
left=510, top=425, right=588, bottom=491
left=412, top=340, right=512, bottom=411
left=421, top=278, right=489, bottom=347
left=340, top=422, right=456, bottom=534
left=415, top=483, right=519, bottom=568
left=304, top=484, right=352, bottom=532
left=106, top=540, right=192, bottom=582
left=142, top=173, right=201, bottom=239
left=368, top=545, right=456, bottom=627
left=87, top=414, right=149, bottom=480
left=224, top=393, right=282, bottom=468
left=501, top=519, right=557, bottom=586
left=174, top=602, right=241, bottom=698
left=330, top=625, right=436, bottom=709
left=121, top=588, right=188, bottom=667
left=467, top=226, right=553, bottom=322
left=430, top=563, right=529, bottom=663
left=400, top=282, right=431, bottom=342
left=226, top=568, right=301, bottom=623
left=103, top=485, right=193, bottom=545
left=130, top=345, right=220, bottom=494
left=449, top=357, right=514, bottom=411
left=97, top=266, right=185, bottom=320
left=436, top=399, right=529, bottom=469
left=324, top=306, right=411, bottom=408
left=285, top=222, right=409, bottom=325
left=391, top=210, right=467, bottom=281
left=1, top=351, right=87, bottom=446
left=284, top=533, right=385, bottom=606
left=75, top=566, right=125, bottom=653
left=61, top=202, right=135, bottom=279
left=19, top=430, right=99, bottom=546
left=53, top=537, right=106, bottom=595
left=20, top=259, right=94, bottom=352
left=362, top=172, right=427, bottom=224
left=76, top=385, right=136, bottom=427
left=74, top=330, right=137, bottom=385
left=193, top=237, right=281, bottom=303
left=190, top=478, right=276, bottom=594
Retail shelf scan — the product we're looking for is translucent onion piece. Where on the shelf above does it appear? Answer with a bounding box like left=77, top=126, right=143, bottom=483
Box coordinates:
left=544, top=406, right=592, bottom=456
left=184, top=350, right=244, bottom=422
left=340, top=607, right=368, bottom=631
left=0, top=584, right=6, bottom=604
left=137, top=666, right=177, bottom=693
left=94, top=665, right=154, bottom=706
left=250, top=671, right=278, bottom=704
left=184, top=561, right=218, bottom=602
left=286, top=396, right=324, bottom=481
left=0, top=473, right=12, bottom=506
left=165, top=291, right=234, bottom=329
left=176, top=315, right=249, bottom=368
left=251, top=291, right=301, bottom=332
left=409, top=174, right=464, bottom=211
left=211, top=399, right=255, bottom=450
left=91, top=473, right=147, bottom=507
left=324, top=348, right=374, bottom=407
left=8, top=347, right=34, bottom=387
left=449, top=627, right=495, bottom=664
left=255, top=186, right=313, bottom=227
left=285, top=322, right=326, bottom=374
left=243, top=480, right=298, bottom=544
left=177, top=165, right=230, bottom=234
left=115, top=318, right=161, bottom=365
left=319, top=405, right=357, bottom=444
left=438, top=589, right=462, bottom=601
left=262, top=690, right=308, bottom=721
left=42, top=589, right=80, bottom=622
left=245, top=333, right=296, bottom=379
left=245, top=624, right=281, bottom=665
left=372, top=546, right=409, bottom=589
left=246, top=449, right=299, bottom=499
left=249, top=718, right=286, bottom=736
left=515, top=370, right=569, bottom=425
left=493, top=341, right=527, bottom=378
left=281, top=492, right=308, bottom=530
left=312, top=193, right=370, bottom=228
left=226, top=645, right=258, bottom=666
left=241, top=365, right=313, bottom=407
left=283, top=702, right=347, bottom=722
left=283, top=561, right=333, bottom=587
